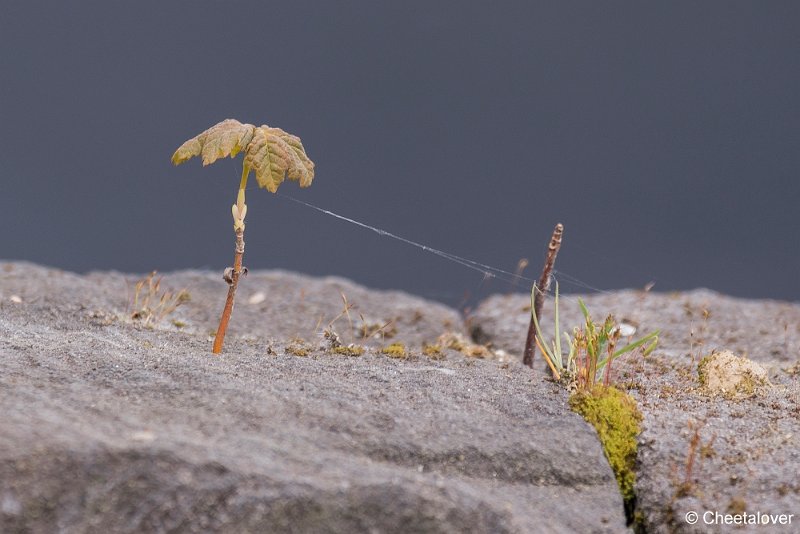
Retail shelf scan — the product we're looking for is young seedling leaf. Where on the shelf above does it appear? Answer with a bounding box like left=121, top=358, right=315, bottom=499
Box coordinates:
left=171, top=118, right=315, bottom=354
left=172, top=119, right=256, bottom=166
left=243, top=126, right=315, bottom=193
left=172, top=120, right=315, bottom=194
left=578, top=298, right=590, bottom=321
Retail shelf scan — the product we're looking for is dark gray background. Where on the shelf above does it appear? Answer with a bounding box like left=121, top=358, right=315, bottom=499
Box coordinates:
left=1, top=1, right=798, bottom=306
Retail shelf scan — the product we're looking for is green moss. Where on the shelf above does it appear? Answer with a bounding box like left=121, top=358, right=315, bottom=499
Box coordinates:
left=697, top=354, right=712, bottom=386
left=736, top=372, right=759, bottom=396
left=422, top=344, right=444, bottom=360
left=286, top=344, right=310, bottom=357
left=333, top=345, right=365, bottom=357
left=570, top=385, right=642, bottom=516
left=728, top=497, right=747, bottom=515
left=381, top=343, right=407, bottom=359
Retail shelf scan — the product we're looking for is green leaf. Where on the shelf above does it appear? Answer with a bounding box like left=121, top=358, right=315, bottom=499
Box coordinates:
left=611, top=330, right=660, bottom=359
left=595, top=330, right=660, bottom=376
left=578, top=298, right=590, bottom=321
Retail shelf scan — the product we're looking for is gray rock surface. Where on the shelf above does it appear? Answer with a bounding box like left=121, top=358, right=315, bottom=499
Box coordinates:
left=0, top=262, right=627, bottom=533
left=0, top=262, right=463, bottom=348
left=471, top=289, right=800, bottom=533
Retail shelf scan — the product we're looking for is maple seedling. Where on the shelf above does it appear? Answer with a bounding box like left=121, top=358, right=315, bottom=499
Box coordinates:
left=172, top=119, right=315, bottom=353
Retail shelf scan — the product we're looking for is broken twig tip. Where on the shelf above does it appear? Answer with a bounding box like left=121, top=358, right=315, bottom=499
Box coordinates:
left=523, top=223, right=565, bottom=368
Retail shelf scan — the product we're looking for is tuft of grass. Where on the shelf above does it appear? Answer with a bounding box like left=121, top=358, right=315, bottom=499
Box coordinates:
left=130, top=271, right=190, bottom=327
left=381, top=343, right=407, bottom=359
left=358, top=317, right=398, bottom=340
left=532, top=283, right=659, bottom=391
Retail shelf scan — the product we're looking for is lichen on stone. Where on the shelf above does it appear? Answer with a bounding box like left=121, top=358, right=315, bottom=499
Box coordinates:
left=697, top=350, right=769, bottom=398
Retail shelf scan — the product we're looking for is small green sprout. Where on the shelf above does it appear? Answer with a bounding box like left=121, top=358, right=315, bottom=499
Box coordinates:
left=532, top=283, right=659, bottom=390
left=172, top=119, right=315, bottom=354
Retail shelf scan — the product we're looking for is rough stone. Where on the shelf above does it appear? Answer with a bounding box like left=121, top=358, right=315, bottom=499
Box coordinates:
left=0, top=262, right=627, bottom=533
left=470, top=289, right=800, bottom=533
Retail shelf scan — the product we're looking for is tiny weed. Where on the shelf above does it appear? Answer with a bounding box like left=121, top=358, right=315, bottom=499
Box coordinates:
left=322, top=293, right=356, bottom=344
left=532, top=283, right=659, bottom=391
left=359, top=317, right=398, bottom=340
left=130, top=271, right=190, bottom=327
left=672, top=420, right=716, bottom=500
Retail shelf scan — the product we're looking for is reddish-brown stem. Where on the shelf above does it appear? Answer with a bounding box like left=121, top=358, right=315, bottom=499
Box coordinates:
left=212, top=228, right=245, bottom=354
left=523, top=223, right=564, bottom=368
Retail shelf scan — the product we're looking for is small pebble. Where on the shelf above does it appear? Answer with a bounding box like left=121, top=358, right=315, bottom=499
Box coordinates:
left=130, top=430, right=156, bottom=442
left=248, top=292, right=266, bottom=305
left=618, top=323, right=637, bottom=336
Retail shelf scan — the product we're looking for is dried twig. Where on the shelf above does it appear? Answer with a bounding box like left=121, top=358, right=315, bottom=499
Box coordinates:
left=523, top=223, right=564, bottom=368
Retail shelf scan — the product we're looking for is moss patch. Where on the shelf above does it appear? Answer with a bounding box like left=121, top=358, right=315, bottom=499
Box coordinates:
left=436, top=332, right=492, bottom=358
left=381, top=343, right=407, bottom=359
left=570, top=385, right=642, bottom=520
left=422, top=344, right=444, bottom=360
left=332, top=345, right=365, bottom=357
left=286, top=342, right=311, bottom=357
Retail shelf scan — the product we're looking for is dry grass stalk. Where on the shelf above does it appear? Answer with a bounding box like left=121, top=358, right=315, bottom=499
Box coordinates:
left=130, top=271, right=190, bottom=327
left=523, top=223, right=563, bottom=367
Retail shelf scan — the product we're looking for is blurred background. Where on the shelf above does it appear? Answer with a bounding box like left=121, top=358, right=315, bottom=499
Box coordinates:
left=1, top=1, right=798, bottom=306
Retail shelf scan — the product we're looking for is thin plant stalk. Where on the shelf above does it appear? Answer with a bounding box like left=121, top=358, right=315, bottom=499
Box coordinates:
left=172, top=119, right=315, bottom=354
left=213, top=167, right=249, bottom=354
left=535, top=333, right=561, bottom=380
left=523, top=223, right=564, bottom=367
left=531, top=282, right=570, bottom=380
